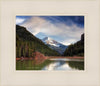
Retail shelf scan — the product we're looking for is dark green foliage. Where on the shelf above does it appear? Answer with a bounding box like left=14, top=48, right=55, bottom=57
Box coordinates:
left=68, top=61, right=84, bottom=70
left=16, top=59, right=53, bottom=70
left=63, top=34, right=84, bottom=56
left=16, top=25, right=60, bottom=58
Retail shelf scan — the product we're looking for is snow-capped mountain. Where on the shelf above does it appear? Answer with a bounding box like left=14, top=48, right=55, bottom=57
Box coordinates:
left=42, top=37, right=61, bottom=47
left=42, top=37, right=67, bottom=55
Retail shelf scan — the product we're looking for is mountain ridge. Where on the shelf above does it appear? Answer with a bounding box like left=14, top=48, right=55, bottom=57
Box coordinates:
left=63, top=33, right=84, bottom=56
left=16, top=25, right=60, bottom=57
left=42, top=37, right=67, bottom=55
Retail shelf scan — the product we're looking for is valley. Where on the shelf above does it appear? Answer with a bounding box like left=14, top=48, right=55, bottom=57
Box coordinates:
left=16, top=25, right=84, bottom=70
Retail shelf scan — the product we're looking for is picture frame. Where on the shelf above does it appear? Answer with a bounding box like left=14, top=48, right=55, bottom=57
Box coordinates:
left=0, top=0, right=100, bottom=86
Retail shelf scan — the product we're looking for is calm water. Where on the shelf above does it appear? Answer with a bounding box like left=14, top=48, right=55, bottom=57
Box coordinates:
left=42, top=58, right=84, bottom=70
left=16, top=58, right=84, bottom=70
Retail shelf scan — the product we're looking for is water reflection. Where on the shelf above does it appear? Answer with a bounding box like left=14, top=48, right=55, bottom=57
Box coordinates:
left=68, top=61, right=84, bottom=70
left=42, top=59, right=84, bottom=70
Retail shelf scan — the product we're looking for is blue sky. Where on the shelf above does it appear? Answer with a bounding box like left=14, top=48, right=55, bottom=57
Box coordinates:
left=16, top=16, right=84, bottom=45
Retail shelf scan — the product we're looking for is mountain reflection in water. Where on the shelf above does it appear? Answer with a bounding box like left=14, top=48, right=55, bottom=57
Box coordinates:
left=42, top=58, right=84, bottom=70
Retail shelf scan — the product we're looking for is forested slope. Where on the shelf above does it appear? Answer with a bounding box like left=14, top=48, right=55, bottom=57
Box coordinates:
left=16, top=25, right=60, bottom=58
left=63, top=34, right=84, bottom=56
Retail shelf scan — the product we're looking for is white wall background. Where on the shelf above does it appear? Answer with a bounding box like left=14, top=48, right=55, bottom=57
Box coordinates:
left=0, top=0, right=100, bottom=86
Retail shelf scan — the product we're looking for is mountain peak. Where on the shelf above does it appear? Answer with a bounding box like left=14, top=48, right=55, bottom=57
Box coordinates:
left=42, top=37, right=52, bottom=41
left=16, top=25, right=60, bottom=56
left=42, top=37, right=58, bottom=46
left=41, top=37, right=67, bottom=54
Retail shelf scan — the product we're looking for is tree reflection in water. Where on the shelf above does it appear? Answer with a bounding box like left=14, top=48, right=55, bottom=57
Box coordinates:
left=68, top=61, right=84, bottom=70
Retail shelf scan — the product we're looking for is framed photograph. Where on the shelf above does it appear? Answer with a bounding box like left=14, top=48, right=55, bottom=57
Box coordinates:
left=16, top=15, right=84, bottom=71
left=0, top=0, right=100, bottom=86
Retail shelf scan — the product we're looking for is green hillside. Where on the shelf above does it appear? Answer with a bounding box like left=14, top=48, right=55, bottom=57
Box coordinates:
left=16, top=25, right=60, bottom=58
left=63, top=34, right=84, bottom=56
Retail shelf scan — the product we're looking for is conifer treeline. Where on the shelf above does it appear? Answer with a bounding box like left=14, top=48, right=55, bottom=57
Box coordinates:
left=16, top=40, right=36, bottom=57
left=16, top=25, right=60, bottom=58
left=63, top=34, right=84, bottom=56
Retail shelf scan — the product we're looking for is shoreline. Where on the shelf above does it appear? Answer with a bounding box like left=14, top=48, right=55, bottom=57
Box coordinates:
left=47, top=56, right=84, bottom=59
left=16, top=56, right=84, bottom=60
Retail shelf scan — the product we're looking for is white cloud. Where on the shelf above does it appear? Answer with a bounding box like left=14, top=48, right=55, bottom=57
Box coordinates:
left=22, top=17, right=47, bottom=35
left=61, top=39, right=77, bottom=45
left=20, top=16, right=84, bottom=45
left=16, top=18, right=25, bottom=24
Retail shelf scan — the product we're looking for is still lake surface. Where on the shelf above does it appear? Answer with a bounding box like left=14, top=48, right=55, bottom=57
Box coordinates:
left=16, top=58, right=84, bottom=70
left=42, top=58, right=84, bottom=70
